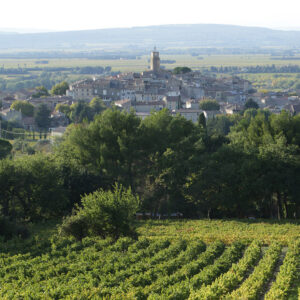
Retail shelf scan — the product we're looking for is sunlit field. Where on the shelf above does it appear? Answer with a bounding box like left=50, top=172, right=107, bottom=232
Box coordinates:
left=0, top=219, right=299, bottom=299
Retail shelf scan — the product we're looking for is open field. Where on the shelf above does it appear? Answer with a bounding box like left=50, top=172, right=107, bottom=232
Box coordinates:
left=2, top=54, right=300, bottom=72
left=0, top=219, right=299, bottom=299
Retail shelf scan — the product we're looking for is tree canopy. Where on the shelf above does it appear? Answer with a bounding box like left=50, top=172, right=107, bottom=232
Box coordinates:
left=51, top=81, right=69, bottom=96
left=244, top=98, right=259, bottom=110
left=199, top=99, right=220, bottom=111
left=32, top=86, right=49, bottom=98
left=34, top=103, right=51, bottom=129
left=10, top=100, right=34, bottom=117
left=173, top=67, right=192, bottom=74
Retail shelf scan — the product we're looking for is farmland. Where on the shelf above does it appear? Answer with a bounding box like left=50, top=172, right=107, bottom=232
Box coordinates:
left=0, top=219, right=299, bottom=299
left=3, top=54, right=300, bottom=72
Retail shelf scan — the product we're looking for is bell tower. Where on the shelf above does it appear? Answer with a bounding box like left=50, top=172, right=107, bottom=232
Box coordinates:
left=150, top=47, right=160, bottom=73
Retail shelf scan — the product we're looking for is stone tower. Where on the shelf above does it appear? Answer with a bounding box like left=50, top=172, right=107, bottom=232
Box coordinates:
left=150, top=47, right=160, bottom=73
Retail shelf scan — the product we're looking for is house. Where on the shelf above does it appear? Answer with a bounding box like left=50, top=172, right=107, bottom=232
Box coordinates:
left=163, top=95, right=181, bottom=110
left=186, top=99, right=200, bottom=109
left=203, top=110, right=221, bottom=119
left=114, top=99, right=132, bottom=112
left=0, top=109, right=22, bottom=122
left=224, top=104, right=244, bottom=115
left=28, top=96, right=73, bottom=110
left=173, top=109, right=203, bottom=123
left=50, top=126, right=67, bottom=137
left=133, top=101, right=164, bottom=113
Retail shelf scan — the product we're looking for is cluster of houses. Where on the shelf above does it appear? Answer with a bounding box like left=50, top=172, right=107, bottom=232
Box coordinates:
left=0, top=94, right=72, bottom=136
left=2, top=49, right=300, bottom=137
left=66, top=50, right=300, bottom=121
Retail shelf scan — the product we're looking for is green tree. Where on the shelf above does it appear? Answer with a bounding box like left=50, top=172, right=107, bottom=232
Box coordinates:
left=60, top=184, right=139, bottom=240
left=51, top=81, right=69, bottom=95
left=0, top=155, right=69, bottom=221
left=32, top=86, right=49, bottom=98
left=34, top=104, right=51, bottom=129
left=199, top=99, right=220, bottom=111
left=69, top=101, right=94, bottom=123
left=89, top=97, right=106, bottom=115
left=0, top=139, right=12, bottom=159
left=244, top=98, right=259, bottom=110
left=55, top=103, right=71, bottom=117
left=173, top=67, right=192, bottom=74
left=10, top=100, right=34, bottom=117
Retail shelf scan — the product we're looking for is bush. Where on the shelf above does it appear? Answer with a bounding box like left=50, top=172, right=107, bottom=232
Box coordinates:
left=60, top=184, right=140, bottom=240
left=60, top=214, right=88, bottom=240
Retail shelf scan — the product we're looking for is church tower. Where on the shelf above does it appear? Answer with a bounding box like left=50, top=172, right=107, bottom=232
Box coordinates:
left=150, top=47, right=160, bottom=73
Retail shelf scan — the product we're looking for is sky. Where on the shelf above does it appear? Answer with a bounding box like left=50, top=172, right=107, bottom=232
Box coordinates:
left=1, top=0, right=300, bottom=32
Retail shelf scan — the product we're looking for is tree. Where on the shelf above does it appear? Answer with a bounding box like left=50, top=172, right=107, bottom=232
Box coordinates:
left=244, top=98, right=259, bottom=110
left=199, top=99, right=220, bottom=111
left=10, top=100, right=34, bottom=117
left=0, top=155, right=69, bottom=221
left=51, top=81, right=69, bottom=95
left=34, top=104, right=51, bottom=129
left=173, top=67, right=192, bottom=74
left=0, top=139, right=12, bottom=159
left=55, top=103, right=71, bottom=117
left=60, top=184, right=139, bottom=240
left=32, top=86, right=49, bottom=98
left=89, top=97, right=106, bottom=115
left=69, top=101, right=94, bottom=123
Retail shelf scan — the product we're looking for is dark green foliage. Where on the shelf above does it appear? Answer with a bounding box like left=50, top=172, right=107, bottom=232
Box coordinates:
left=60, top=184, right=139, bottom=240
left=34, top=103, right=51, bottom=129
left=0, top=155, right=69, bottom=221
left=244, top=98, right=259, bottom=110
left=0, top=139, right=12, bottom=159
left=0, top=216, right=29, bottom=240
left=199, top=99, right=220, bottom=111
left=173, top=67, right=192, bottom=74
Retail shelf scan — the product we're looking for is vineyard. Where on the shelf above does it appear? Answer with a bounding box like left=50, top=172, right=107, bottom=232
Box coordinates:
left=0, top=220, right=299, bottom=299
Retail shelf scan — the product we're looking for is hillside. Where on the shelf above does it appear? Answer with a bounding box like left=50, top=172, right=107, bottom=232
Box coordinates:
left=1, top=24, right=300, bottom=50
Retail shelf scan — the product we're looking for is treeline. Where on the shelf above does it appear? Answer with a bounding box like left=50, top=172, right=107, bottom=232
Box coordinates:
left=1, top=108, right=300, bottom=226
left=207, top=64, right=300, bottom=74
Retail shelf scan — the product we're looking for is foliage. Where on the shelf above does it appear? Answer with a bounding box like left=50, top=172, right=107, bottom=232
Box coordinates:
left=34, top=103, right=51, bottom=129
left=60, top=184, right=140, bottom=240
left=10, top=100, right=34, bottom=117
left=0, top=221, right=299, bottom=298
left=199, top=99, right=220, bottom=111
left=173, top=66, right=192, bottom=74
left=244, top=98, right=259, bottom=110
left=0, top=155, right=69, bottom=221
left=0, top=138, right=12, bottom=159
left=51, top=81, right=69, bottom=95
left=32, top=85, right=49, bottom=98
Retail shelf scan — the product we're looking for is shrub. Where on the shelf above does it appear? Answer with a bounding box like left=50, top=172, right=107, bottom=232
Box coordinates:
left=60, top=214, right=88, bottom=240
left=60, top=184, right=140, bottom=240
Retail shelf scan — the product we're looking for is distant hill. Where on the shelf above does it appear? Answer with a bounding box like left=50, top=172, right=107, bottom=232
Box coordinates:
left=1, top=24, right=300, bottom=50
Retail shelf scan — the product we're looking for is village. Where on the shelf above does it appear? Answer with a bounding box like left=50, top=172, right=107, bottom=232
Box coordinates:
left=1, top=49, right=300, bottom=136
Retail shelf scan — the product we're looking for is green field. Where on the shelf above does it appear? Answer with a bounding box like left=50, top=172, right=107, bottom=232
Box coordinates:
left=0, top=219, right=299, bottom=299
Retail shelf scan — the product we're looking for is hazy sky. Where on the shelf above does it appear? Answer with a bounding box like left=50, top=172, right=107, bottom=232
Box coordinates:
left=2, top=0, right=300, bottom=32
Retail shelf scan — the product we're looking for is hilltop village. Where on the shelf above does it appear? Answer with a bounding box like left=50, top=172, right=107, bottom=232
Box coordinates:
left=2, top=49, right=300, bottom=133
left=67, top=49, right=253, bottom=122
